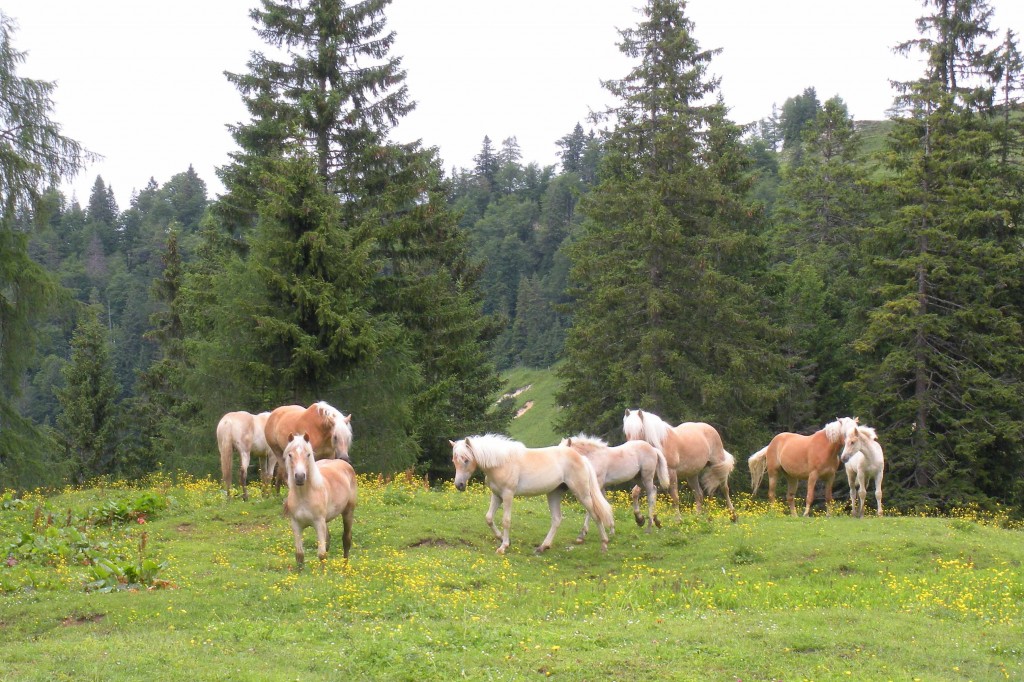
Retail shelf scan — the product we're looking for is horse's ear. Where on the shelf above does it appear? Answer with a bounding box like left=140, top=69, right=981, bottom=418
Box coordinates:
left=464, top=437, right=473, bottom=452
left=303, top=432, right=311, bottom=443
left=448, top=439, right=456, bottom=447
left=287, top=433, right=296, bottom=443
left=854, top=416, right=860, bottom=424
left=624, top=409, right=629, bottom=417
left=566, top=437, right=573, bottom=446
left=344, top=414, right=352, bottom=424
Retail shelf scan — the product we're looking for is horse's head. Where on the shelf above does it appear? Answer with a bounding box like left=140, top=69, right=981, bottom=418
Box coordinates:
left=285, top=432, right=315, bottom=487
left=449, top=438, right=478, bottom=492
left=331, top=413, right=353, bottom=462
left=840, top=425, right=868, bottom=464
left=623, top=409, right=645, bottom=442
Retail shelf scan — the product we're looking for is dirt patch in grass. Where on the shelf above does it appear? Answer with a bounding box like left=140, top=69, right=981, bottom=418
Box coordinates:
left=176, top=522, right=194, bottom=533
left=61, top=613, right=105, bottom=626
left=409, top=537, right=472, bottom=548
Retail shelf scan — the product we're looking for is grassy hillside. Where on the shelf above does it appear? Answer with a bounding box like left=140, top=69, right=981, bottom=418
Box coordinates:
left=1, top=476, right=1021, bottom=681
left=500, top=364, right=563, bottom=445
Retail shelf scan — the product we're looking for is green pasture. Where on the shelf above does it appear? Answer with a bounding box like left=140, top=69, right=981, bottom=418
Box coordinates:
left=501, top=364, right=563, bottom=446
left=1, top=475, right=1021, bottom=681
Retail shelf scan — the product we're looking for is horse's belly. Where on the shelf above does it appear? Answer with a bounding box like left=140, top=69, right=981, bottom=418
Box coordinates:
left=514, top=469, right=565, bottom=496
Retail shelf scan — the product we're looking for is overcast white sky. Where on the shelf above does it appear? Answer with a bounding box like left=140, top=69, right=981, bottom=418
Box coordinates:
left=3, top=0, right=1022, bottom=208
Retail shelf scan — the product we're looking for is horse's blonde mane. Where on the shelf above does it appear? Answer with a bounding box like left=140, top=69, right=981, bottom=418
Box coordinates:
left=460, top=433, right=526, bottom=468
left=857, top=425, right=878, bottom=441
left=316, top=401, right=352, bottom=446
left=562, top=433, right=607, bottom=450
left=626, top=410, right=670, bottom=449
left=824, top=417, right=858, bottom=444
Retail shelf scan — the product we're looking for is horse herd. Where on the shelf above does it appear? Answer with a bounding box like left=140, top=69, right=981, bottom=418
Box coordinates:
left=217, top=403, right=885, bottom=565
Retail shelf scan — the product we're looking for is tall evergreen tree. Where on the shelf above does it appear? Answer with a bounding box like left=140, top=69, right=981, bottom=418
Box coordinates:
left=852, top=0, right=1024, bottom=507
left=0, top=12, right=91, bottom=486
left=208, top=0, right=502, bottom=474
left=559, top=0, right=785, bottom=449
left=56, top=301, right=121, bottom=483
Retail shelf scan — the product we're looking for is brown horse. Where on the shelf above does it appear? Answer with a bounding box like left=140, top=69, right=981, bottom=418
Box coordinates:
left=282, top=433, right=357, bottom=566
left=748, top=417, right=859, bottom=516
left=265, top=401, right=352, bottom=494
left=623, top=409, right=737, bottom=522
left=217, top=410, right=273, bottom=501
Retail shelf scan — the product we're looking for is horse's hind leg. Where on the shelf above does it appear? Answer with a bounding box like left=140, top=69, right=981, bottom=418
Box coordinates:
left=631, top=485, right=645, bottom=527
left=721, top=480, right=738, bottom=523
left=498, top=492, right=514, bottom=555
left=537, top=491, right=564, bottom=553
left=485, top=492, right=503, bottom=543
left=785, top=478, right=798, bottom=516
left=239, top=449, right=251, bottom=501
left=342, top=506, right=354, bottom=559
left=687, top=475, right=705, bottom=515
left=874, top=471, right=884, bottom=517
left=643, top=477, right=659, bottom=530
left=576, top=510, right=591, bottom=544
left=803, top=472, right=819, bottom=517
left=315, top=518, right=329, bottom=561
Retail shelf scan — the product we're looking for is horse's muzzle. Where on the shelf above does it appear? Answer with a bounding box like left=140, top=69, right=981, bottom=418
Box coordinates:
left=294, top=472, right=306, bottom=486
left=455, top=481, right=466, bottom=492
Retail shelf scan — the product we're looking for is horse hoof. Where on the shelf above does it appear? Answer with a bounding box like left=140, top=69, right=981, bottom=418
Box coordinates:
left=600, top=542, right=608, bottom=553
left=535, top=545, right=550, bottom=554
left=633, top=514, right=645, bottom=527
left=574, top=537, right=585, bottom=544
left=730, top=513, right=738, bottom=524
left=653, top=516, right=662, bottom=529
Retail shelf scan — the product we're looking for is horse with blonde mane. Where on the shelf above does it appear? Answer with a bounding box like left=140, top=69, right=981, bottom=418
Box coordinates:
left=450, top=434, right=615, bottom=555
left=839, top=424, right=885, bottom=518
left=748, top=417, right=859, bottom=516
left=560, top=434, right=669, bottom=539
left=622, top=409, right=738, bottom=522
left=217, top=410, right=273, bottom=501
left=265, top=401, right=352, bottom=494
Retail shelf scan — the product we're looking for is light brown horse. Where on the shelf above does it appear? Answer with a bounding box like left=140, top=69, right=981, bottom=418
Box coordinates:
left=748, top=417, right=859, bottom=516
left=282, top=433, right=357, bottom=566
left=560, top=434, right=669, bottom=538
left=217, top=410, right=273, bottom=501
left=265, top=401, right=352, bottom=494
left=622, top=409, right=737, bottom=522
left=450, top=434, right=615, bottom=555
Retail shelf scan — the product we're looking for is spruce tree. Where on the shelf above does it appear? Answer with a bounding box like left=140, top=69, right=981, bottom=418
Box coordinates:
left=56, top=301, right=121, bottom=482
left=210, top=0, right=501, bottom=474
left=559, top=0, right=785, bottom=449
left=852, top=0, right=1024, bottom=507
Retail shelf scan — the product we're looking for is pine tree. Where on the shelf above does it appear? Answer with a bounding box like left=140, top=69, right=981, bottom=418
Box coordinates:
left=210, top=0, right=503, bottom=473
left=559, top=0, right=785, bottom=449
left=0, top=12, right=91, bottom=486
left=56, top=301, right=121, bottom=482
left=852, top=0, right=1024, bottom=507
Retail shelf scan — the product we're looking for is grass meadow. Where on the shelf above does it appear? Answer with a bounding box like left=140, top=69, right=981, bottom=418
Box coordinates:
left=1, top=472, right=1022, bottom=682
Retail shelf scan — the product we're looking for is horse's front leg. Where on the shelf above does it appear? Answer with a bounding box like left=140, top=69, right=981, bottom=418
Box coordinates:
left=822, top=473, right=836, bottom=516
left=575, top=510, right=591, bottom=544
left=290, top=519, right=306, bottom=568
left=537, top=490, right=564, bottom=553
left=785, top=478, right=798, bottom=517
left=630, top=485, right=645, bottom=527
left=239, top=448, right=251, bottom=501
left=669, top=470, right=681, bottom=520
left=498, top=492, right=515, bottom=555
left=803, top=472, right=819, bottom=517
left=314, top=517, right=329, bottom=561
left=485, top=492, right=503, bottom=543
left=687, top=475, right=705, bottom=515
left=874, top=471, right=884, bottom=517
left=341, top=506, right=354, bottom=558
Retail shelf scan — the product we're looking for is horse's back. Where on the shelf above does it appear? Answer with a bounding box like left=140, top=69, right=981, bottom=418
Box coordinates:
left=265, top=404, right=305, bottom=453
left=773, top=430, right=838, bottom=477
left=218, top=411, right=254, bottom=447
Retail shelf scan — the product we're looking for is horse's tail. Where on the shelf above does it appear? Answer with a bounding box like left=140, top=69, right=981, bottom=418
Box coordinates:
left=702, top=449, right=735, bottom=495
left=654, top=448, right=671, bottom=489
left=584, top=458, right=615, bottom=532
left=217, top=418, right=234, bottom=492
left=748, top=446, right=769, bottom=495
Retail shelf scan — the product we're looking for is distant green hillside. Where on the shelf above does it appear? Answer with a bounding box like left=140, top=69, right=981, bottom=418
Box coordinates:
left=499, top=365, right=562, bottom=446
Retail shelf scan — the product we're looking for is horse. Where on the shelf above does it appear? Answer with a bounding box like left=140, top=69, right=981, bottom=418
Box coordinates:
left=282, top=432, right=357, bottom=567
left=622, top=409, right=738, bottom=522
left=839, top=424, right=885, bottom=518
left=450, top=434, right=615, bottom=555
left=748, top=417, right=859, bottom=516
left=560, top=434, right=669, bottom=539
left=265, top=401, right=352, bottom=494
left=217, top=410, right=273, bottom=501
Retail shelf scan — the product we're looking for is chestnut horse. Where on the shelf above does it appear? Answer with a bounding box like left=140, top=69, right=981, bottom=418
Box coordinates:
left=450, top=434, right=615, bottom=555
left=748, top=417, right=859, bottom=516
left=265, top=401, right=352, bottom=494
left=622, top=409, right=737, bottom=522
left=840, top=424, right=885, bottom=518
left=217, top=410, right=273, bottom=501
left=282, top=433, right=357, bottom=566
left=560, top=434, right=669, bottom=538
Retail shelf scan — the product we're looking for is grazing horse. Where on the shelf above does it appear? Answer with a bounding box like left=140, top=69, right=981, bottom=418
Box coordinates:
left=622, top=409, right=738, bottom=522
left=450, top=434, right=615, bottom=555
left=265, top=402, right=352, bottom=494
left=560, top=434, right=669, bottom=539
left=840, top=424, right=885, bottom=518
left=282, top=433, right=357, bottom=567
left=217, top=410, right=273, bottom=501
left=748, top=417, right=859, bottom=516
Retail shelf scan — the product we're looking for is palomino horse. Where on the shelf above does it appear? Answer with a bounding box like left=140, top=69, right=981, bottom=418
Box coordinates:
left=265, top=401, right=352, bottom=494
left=840, top=424, right=885, bottom=518
left=748, top=417, right=859, bottom=516
left=217, top=410, right=272, bottom=501
left=450, top=434, right=615, bottom=555
left=282, top=433, right=357, bottom=566
left=622, top=409, right=738, bottom=522
left=560, top=434, right=669, bottom=539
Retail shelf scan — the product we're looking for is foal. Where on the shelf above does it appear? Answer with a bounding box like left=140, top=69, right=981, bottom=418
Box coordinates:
left=283, top=433, right=357, bottom=566
left=840, top=424, right=885, bottom=517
